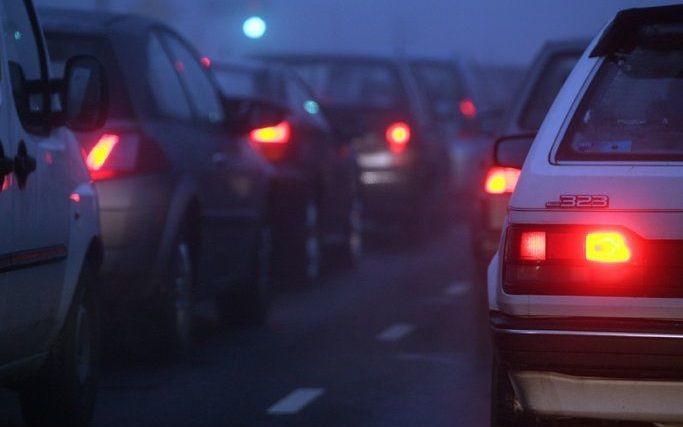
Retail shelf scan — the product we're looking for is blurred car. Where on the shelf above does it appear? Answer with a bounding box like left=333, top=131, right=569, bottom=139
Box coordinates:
left=213, top=59, right=361, bottom=284
left=489, top=5, right=683, bottom=425
left=0, top=1, right=107, bottom=426
left=408, top=57, right=518, bottom=218
left=258, top=54, right=452, bottom=240
left=41, top=9, right=278, bottom=354
left=474, top=40, right=586, bottom=272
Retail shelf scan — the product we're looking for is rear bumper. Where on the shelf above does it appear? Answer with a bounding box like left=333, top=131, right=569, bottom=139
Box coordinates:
left=492, top=311, right=683, bottom=422
left=95, top=174, right=173, bottom=302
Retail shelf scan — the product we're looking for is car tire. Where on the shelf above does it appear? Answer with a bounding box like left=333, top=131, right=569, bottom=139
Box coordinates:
left=155, top=232, right=195, bottom=358
left=19, top=261, right=100, bottom=427
left=335, top=197, right=363, bottom=269
left=219, top=224, right=272, bottom=326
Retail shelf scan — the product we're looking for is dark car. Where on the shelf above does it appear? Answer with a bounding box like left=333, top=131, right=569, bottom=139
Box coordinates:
left=40, top=9, right=278, bottom=354
left=259, top=54, right=452, bottom=240
left=474, top=40, right=587, bottom=272
left=213, top=59, right=361, bottom=284
left=408, top=57, right=519, bottom=219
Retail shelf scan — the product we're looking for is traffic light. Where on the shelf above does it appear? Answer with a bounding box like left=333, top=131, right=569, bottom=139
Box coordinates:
left=243, top=16, right=266, bottom=39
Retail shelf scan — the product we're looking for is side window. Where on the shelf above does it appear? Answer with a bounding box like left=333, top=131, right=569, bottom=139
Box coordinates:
left=162, top=34, right=224, bottom=124
left=146, top=34, right=192, bottom=120
left=1, top=1, right=45, bottom=131
left=286, top=76, right=327, bottom=129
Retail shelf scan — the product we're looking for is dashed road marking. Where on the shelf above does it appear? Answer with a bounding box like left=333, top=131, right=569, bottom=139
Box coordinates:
left=444, top=281, right=470, bottom=296
left=377, top=323, right=415, bottom=342
left=267, top=388, right=325, bottom=415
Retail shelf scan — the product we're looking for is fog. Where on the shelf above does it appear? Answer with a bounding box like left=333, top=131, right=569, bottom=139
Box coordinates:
left=36, top=0, right=676, bottom=65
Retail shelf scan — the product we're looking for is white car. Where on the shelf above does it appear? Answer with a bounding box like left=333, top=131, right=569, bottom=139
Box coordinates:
left=0, top=1, right=107, bottom=426
left=489, top=5, right=683, bottom=426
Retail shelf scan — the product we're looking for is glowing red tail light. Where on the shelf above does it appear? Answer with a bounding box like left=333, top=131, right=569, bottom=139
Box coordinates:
left=250, top=121, right=291, bottom=145
left=85, top=134, right=120, bottom=180
left=501, top=225, right=659, bottom=297
left=386, top=122, right=411, bottom=154
left=484, top=167, right=520, bottom=194
left=82, top=133, right=144, bottom=181
left=459, top=98, right=477, bottom=119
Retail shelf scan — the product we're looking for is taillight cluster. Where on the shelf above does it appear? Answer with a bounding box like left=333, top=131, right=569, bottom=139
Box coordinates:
left=385, top=122, right=411, bottom=154
left=82, top=132, right=167, bottom=181
left=503, top=225, right=648, bottom=296
left=249, top=121, right=291, bottom=162
left=485, top=167, right=520, bottom=194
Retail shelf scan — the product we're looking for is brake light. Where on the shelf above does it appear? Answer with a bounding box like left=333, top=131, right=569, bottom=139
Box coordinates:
left=586, top=232, right=631, bottom=263
left=86, top=134, right=119, bottom=179
left=386, top=122, right=411, bottom=154
left=459, top=98, right=477, bottom=119
left=485, top=167, right=520, bottom=194
left=250, top=121, right=291, bottom=144
left=520, top=231, right=546, bottom=261
left=200, top=56, right=211, bottom=68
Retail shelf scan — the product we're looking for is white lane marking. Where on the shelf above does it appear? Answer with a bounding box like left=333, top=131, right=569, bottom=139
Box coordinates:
left=267, top=388, right=325, bottom=415
left=377, top=323, right=415, bottom=342
left=444, top=281, right=470, bottom=296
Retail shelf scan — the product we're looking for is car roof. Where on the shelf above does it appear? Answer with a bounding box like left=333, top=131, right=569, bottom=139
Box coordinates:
left=38, top=8, right=160, bottom=36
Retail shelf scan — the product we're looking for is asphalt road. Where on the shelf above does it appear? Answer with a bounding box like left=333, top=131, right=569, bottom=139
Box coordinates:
left=0, top=222, right=492, bottom=427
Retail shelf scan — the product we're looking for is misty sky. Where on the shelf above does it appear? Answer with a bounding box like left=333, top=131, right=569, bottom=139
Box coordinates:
left=36, top=0, right=677, bottom=65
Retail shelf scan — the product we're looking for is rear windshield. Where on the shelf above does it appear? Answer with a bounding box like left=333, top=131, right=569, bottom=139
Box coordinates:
left=215, top=67, right=280, bottom=99
left=411, top=62, right=464, bottom=122
left=519, top=53, right=580, bottom=131
left=46, top=32, right=134, bottom=119
left=289, top=61, right=406, bottom=109
left=557, top=45, right=683, bottom=161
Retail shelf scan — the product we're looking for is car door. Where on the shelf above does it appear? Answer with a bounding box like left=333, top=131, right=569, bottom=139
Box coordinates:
left=285, top=74, right=354, bottom=237
left=160, top=30, right=263, bottom=287
left=0, top=1, right=70, bottom=362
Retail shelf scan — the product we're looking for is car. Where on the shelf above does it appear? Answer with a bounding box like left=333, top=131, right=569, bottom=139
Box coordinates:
left=489, top=5, right=683, bottom=426
left=40, top=9, right=279, bottom=354
left=408, top=57, right=518, bottom=220
left=213, top=59, right=361, bottom=284
left=0, top=1, right=108, bottom=426
left=474, top=40, right=585, bottom=274
left=258, top=54, right=452, bottom=241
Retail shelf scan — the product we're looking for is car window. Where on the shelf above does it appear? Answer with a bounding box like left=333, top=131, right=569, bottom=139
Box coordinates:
left=411, top=63, right=465, bottom=123
left=215, top=67, right=280, bottom=100
left=286, top=76, right=327, bottom=129
left=292, top=61, right=407, bottom=110
left=147, top=34, right=192, bottom=120
left=46, top=32, right=134, bottom=119
left=557, top=45, right=683, bottom=161
left=162, top=33, right=224, bottom=124
left=519, top=53, right=580, bottom=131
left=1, top=1, right=45, bottom=130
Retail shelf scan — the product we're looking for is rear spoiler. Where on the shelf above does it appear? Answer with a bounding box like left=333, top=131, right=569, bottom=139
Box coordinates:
left=590, top=4, right=683, bottom=57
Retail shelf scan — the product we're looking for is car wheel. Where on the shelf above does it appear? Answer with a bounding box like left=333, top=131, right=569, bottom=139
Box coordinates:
left=219, top=224, right=272, bottom=326
left=156, top=236, right=194, bottom=358
left=337, top=197, right=363, bottom=269
left=288, top=198, right=322, bottom=285
left=20, top=261, right=100, bottom=427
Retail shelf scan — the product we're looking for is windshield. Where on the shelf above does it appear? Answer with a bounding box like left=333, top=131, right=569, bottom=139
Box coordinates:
left=411, top=62, right=465, bottom=123
left=46, top=32, right=135, bottom=119
left=289, top=61, right=407, bottom=109
left=519, top=53, right=580, bottom=130
left=557, top=46, right=683, bottom=161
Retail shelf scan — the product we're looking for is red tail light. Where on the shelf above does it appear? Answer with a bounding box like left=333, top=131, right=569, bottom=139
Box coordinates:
left=250, top=121, right=291, bottom=145
left=501, top=225, right=660, bottom=297
left=459, top=98, right=477, bottom=119
left=386, top=122, right=411, bottom=154
left=485, top=167, right=520, bottom=194
left=83, top=132, right=167, bottom=181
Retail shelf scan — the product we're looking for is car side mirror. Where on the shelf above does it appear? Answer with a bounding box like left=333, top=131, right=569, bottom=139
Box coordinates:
left=494, top=133, right=536, bottom=169
left=222, top=95, right=288, bottom=135
left=62, top=55, right=108, bottom=131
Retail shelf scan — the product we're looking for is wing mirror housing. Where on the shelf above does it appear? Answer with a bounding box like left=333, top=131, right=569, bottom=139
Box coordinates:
left=494, top=133, right=536, bottom=169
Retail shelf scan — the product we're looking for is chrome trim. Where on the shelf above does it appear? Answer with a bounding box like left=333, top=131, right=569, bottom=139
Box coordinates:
left=494, top=328, right=683, bottom=340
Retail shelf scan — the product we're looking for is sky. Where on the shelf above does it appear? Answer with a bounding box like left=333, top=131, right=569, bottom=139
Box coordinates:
left=35, top=0, right=677, bottom=66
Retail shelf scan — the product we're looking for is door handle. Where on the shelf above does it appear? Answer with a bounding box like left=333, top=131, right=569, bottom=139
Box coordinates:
left=15, top=142, right=36, bottom=189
